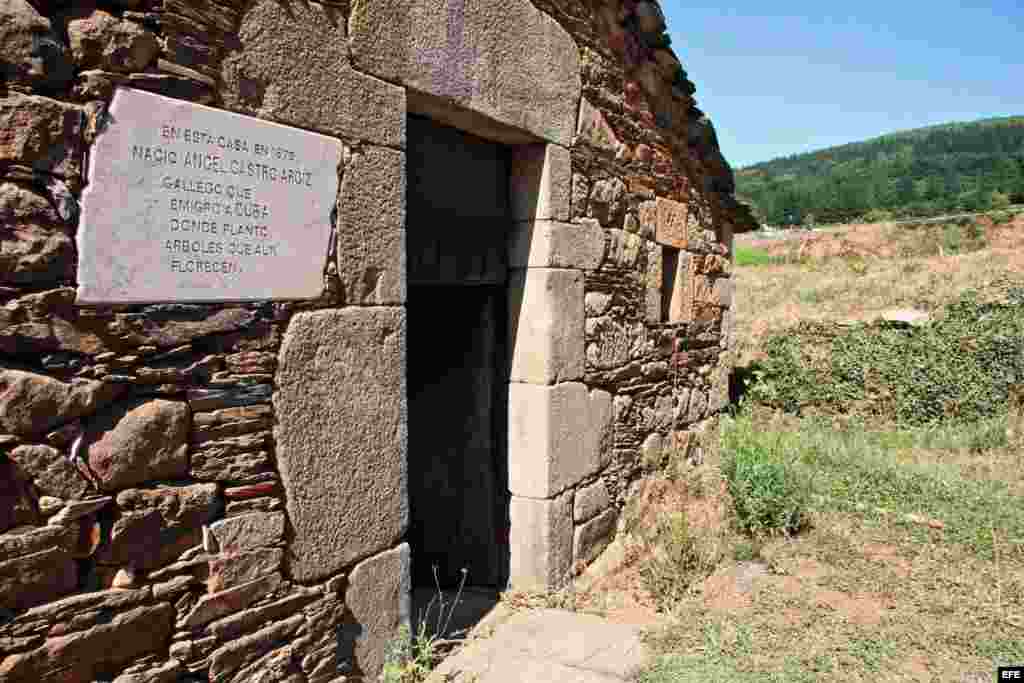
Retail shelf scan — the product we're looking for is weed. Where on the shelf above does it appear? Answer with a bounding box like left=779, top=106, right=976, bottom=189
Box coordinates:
left=639, top=512, right=705, bottom=610
left=721, top=437, right=810, bottom=537
left=381, top=566, right=468, bottom=682
left=734, top=246, right=776, bottom=267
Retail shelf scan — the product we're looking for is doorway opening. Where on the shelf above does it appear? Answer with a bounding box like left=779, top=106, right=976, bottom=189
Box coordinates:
left=406, top=114, right=511, bottom=609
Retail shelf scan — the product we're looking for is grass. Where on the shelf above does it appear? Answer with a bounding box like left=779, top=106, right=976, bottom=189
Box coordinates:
left=637, top=408, right=1024, bottom=683
left=633, top=217, right=1024, bottom=682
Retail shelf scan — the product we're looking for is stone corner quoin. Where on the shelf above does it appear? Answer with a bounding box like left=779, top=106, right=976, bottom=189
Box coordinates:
left=0, top=0, right=750, bottom=679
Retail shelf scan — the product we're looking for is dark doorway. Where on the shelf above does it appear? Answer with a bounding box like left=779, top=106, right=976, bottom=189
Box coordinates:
left=406, top=115, right=510, bottom=590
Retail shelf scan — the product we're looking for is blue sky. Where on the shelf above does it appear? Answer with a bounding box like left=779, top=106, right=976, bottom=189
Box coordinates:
left=660, top=1, right=1024, bottom=168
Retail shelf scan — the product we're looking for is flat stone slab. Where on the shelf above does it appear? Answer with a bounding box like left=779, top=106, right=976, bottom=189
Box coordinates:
left=78, top=87, right=341, bottom=303
left=429, top=609, right=650, bottom=683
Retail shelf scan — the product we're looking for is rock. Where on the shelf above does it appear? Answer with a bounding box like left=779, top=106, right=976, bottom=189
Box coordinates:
left=588, top=178, right=627, bottom=227
left=207, top=511, right=284, bottom=553
left=186, top=383, right=273, bottom=412
left=134, top=353, right=221, bottom=385
left=191, top=404, right=273, bottom=442
left=344, top=543, right=410, bottom=680
left=47, top=495, right=111, bottom=525
left=686, top=389, right=708, bottom=424
left=574, top=479, right=611, bottom=523
left=0, top=0, right=72, bottom=87
left=0, top=459, right=38, bottom=532
left=223, top=482, right=277, bottom=499
left=10, top=444, right=90, bottom=499
left=0, top=603, right=175, bottom=682
left=177, top=572, right=281, bottom=629
left=14, top=586, right=150, bottom=626
left=207, top=588, right=318, bottom=641
left=573, top=508, right=618, bottom=566
left=94, top=484, right=219, bottom=571
left=145, top=555, right=211, bottom=584
left=585, top=291, right=612, bottom=317
left=151, top=575, right=196, bottom=601
left=224, top=351, right=277, bottom=374
left=111, top=567, right=138, bottom=588
left=116, top=306, right=258, bottom=349
left=275, top=309, right=407, bottom=582
left=576, top=98, right=621, bottom=154
left=585, top=316, right=639, bottom=370
left=190, top=448, right=273, bottom=484
left=0, top=182, right=75, bottom=285
left=207, top=547, right=283, bottom=592
left=0, top=523, right=76, bottom=557
left=0, top=289, right=108, bottom=355
left=112, top=658, right=185, bottom=683
left=0, top=370, right=122, bottom=439
left=208, top=613, right=304, bottom=681
left=67, top=9, right=160, bottom=72
left=880, top=309, right=930, bottom=327
left=225, top=497, right=281, bottom=517
left=641, top=433, right=664, bottom=469
left=83, top=399, right=189, bottom=491
left=0, top=545, right=77, bottom=610
left=0, top=93, right=84, bottom=180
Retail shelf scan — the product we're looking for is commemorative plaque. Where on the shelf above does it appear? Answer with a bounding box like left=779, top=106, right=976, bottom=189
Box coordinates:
left=77, top=87, right=342, bottom=303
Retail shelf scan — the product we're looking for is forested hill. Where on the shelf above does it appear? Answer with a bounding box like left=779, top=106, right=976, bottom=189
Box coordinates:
left=735, top=116, right=1024, bottom=226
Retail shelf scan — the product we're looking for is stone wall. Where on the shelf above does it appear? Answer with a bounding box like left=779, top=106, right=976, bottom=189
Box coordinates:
left=504, top=0, right=751, bottom=586
left=0, top=0, right=753, bottom=680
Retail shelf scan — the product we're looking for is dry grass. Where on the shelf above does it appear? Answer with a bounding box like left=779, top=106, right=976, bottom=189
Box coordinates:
left=733, top=215, right=1024, bottom=366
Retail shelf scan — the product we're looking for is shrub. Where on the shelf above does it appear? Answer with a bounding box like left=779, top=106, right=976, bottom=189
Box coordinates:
left=748, top=286, right=1024, bottom=425
left=721, top=440, right=809, bottom=537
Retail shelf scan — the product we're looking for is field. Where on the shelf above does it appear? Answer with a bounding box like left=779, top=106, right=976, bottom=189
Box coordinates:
left=572, top=213, right=1024, bottom=683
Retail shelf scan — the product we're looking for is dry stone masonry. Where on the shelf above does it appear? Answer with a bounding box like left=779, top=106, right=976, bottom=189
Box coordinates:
left=0, top=0, right=756, bottom=680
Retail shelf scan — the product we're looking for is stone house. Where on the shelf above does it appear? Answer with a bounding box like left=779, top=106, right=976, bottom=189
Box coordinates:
left=0, top=0, right=755, bottom=680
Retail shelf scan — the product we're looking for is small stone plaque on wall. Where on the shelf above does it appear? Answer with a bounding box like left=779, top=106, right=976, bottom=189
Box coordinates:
left=77, top=87, right=342, bottom=303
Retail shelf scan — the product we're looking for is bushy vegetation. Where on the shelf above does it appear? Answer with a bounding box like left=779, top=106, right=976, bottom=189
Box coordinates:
left=721, top=435, right=810, bottom=538
left=737, top=116, right=1024, bottom=225
left=748, top=286, right=1024, bottom=425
